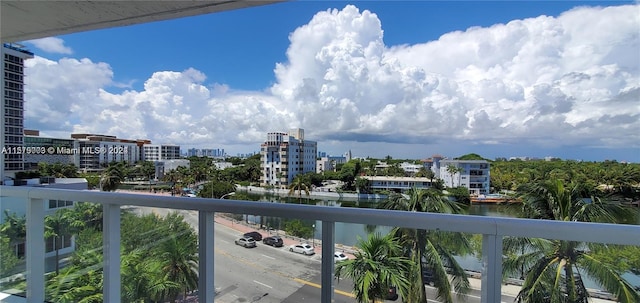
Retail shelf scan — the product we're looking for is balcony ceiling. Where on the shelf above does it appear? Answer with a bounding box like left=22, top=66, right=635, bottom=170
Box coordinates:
left=1, top=0, right=279, bottom=43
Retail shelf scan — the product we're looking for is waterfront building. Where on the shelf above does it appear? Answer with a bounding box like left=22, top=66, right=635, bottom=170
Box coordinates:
left=1, top=43, right=33, bottom=181
left=438, top=159, right=490, bottom=195
left=360, top=176, right=433, bottom=193
left=260, top=128, right=317, bottom=188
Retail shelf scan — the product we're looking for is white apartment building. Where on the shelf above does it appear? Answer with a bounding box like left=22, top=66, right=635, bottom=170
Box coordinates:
left=316, top=157, right=334, bottom=173
left=143, top=144, right=181, bottom=161
left=72, top=134, right=142, bottom=171
left=438, top=159, right=490, bottom=195
left=400, top=162, right=422, bottom=175
left=1, top=43, right=33, bottom=180
left=260, top=128, right=317, bottom=188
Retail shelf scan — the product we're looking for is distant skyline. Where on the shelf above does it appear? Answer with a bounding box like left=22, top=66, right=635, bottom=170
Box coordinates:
left=17, top=1, right=640, bottom=162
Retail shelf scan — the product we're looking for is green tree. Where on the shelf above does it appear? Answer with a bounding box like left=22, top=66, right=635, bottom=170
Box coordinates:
left=157, top=233, right=198, bottom=302
left=445, top=164, right=463, bottom=188
left=283, top=219, right=313, bottom=238
left=0, top=210, right=26, bottom=245
left=381, top=188, right=471, bottom=303
left=38, top=162, right=79, bottom=178
left=45, top=208, right=83, bottom=275
left=504, top=179, right=640, bottom=303
left=100, top=162, right=127, bottom=191
left=447, top=186, right=471, bottom=204
left=198, top=181, right=236, bottom=199
left=335, top=233, right=412, bottom=303
left=0, top=236, right=20, bottom=275
left=288, top=176, right=310, bottom=201
left=1, top=211, right=27, bottom=274
left=355, top=177, right=371, bottom=194
left=339, top=160, right=362, bottom=190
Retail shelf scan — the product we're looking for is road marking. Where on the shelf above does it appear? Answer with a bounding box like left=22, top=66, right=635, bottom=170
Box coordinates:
left=261, top=254, right=275, bottom=260
left=218, top=239, right=229, bottom=244
left=216, top=247, right=355, bottom=299
left=293, top=278, right=355, bottom=298
left=253, top=280, right=273, bottom=289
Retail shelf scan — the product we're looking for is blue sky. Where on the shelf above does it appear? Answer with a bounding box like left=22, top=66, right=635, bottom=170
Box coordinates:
left=48, top=1, right=630, bottom=92
left=22, top=1, right=640, bottom=161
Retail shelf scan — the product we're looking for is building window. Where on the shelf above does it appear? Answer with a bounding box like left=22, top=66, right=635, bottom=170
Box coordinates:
left=46, top=234, right=73, bottom=253
left=48, top=200, right=74, bottom=209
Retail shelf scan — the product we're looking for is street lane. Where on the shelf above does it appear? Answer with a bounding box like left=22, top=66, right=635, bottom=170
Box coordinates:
left=130, top=207, right=518, bottom=303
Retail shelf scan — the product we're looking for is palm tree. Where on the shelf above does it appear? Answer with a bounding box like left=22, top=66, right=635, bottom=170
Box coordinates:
left=69, top=202, right=103, bottom=231
left=288, top=175, right=310, bottom=202
left=0, top=210, right=26, bottom=245
left=380, top=188, right=471, bottom=303
left=45, top=208, right=83, bottom=275
left=100, top=162, right=126, bottom=191
left=157, top=234, right=199, bottom=302
left=446, top=164, right=463, bottom=187
left=505, top=179, right=640, bottom=303
left=335, top=233, right=413, bottom=303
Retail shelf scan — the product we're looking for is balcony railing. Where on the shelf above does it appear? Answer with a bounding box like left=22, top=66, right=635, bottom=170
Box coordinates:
left=1, top=186, right=639, bottom=303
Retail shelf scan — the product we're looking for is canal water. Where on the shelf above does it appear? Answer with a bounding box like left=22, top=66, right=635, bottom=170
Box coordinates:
left=243, top=193, right=639, bottom=291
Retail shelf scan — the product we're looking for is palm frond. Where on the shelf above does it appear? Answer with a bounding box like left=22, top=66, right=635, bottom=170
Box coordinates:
left=579, top=253, right=640, bottom=303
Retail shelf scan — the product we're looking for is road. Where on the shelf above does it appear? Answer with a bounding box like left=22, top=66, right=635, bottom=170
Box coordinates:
left=131, top=207, right=518, bottom=303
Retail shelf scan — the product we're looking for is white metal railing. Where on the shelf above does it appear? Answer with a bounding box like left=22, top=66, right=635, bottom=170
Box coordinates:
left=1, top=186, right=639, bottom=303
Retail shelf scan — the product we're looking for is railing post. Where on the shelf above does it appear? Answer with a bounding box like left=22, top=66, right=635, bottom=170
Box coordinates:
left=320, top=220, right=335, bottom=303
left=26, top=197, right=45, bottom=302
left=481, top=234, right=503, bottom=303
left=103, top=203, right=121, bottom=303
left=199, top=211, right=215, bottom=302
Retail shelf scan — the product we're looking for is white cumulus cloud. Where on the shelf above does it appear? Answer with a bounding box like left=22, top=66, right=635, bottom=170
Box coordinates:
left=23, top=4, right=640, bottom=158
left=25, top=37, right=73, bottom=54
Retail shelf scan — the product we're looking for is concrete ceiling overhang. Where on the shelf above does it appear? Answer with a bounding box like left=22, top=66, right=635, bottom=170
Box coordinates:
left=1, top=0, right=280, bottom=43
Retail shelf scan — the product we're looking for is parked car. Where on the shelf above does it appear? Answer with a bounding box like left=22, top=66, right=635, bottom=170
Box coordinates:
left=234, top=237, right=257, bottom=248
left=289, top=243, right=315, bottom=255
left=263, top=236, right=283, bottom=247
left=243, top=231, right=263, bottom=241
left=386, top=286, right=399, bottom=301
left=334, top=252, right=348, bottom=262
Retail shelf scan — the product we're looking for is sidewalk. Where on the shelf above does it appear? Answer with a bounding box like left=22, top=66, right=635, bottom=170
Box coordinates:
left=213, top=214, right=344, bottom=257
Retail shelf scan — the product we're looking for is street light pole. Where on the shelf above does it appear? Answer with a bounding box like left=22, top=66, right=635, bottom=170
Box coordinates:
left=312, top=224, right=316, bottom=248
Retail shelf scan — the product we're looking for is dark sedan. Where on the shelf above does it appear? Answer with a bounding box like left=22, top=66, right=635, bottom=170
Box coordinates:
left=243, top=231, right=263, bottom=241
left=262, top=236, right=283, bottom=247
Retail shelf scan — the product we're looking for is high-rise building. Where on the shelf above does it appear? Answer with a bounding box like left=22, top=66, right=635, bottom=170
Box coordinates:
left=1, top=43, right=33, bottom=181
left=260, top=128, right=317, bottom=188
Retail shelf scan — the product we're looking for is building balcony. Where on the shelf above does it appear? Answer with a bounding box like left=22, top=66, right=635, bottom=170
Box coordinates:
left=0, top=186, right=638, bottom=303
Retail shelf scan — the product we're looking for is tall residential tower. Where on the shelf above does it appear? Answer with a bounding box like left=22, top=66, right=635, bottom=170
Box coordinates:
left=1, top=43, right=33, bottom=181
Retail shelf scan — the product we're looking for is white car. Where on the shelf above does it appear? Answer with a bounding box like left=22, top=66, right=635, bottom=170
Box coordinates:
left=289, top=243, right=315, bottom=255
left=334, top=252, right=348, bottom=262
